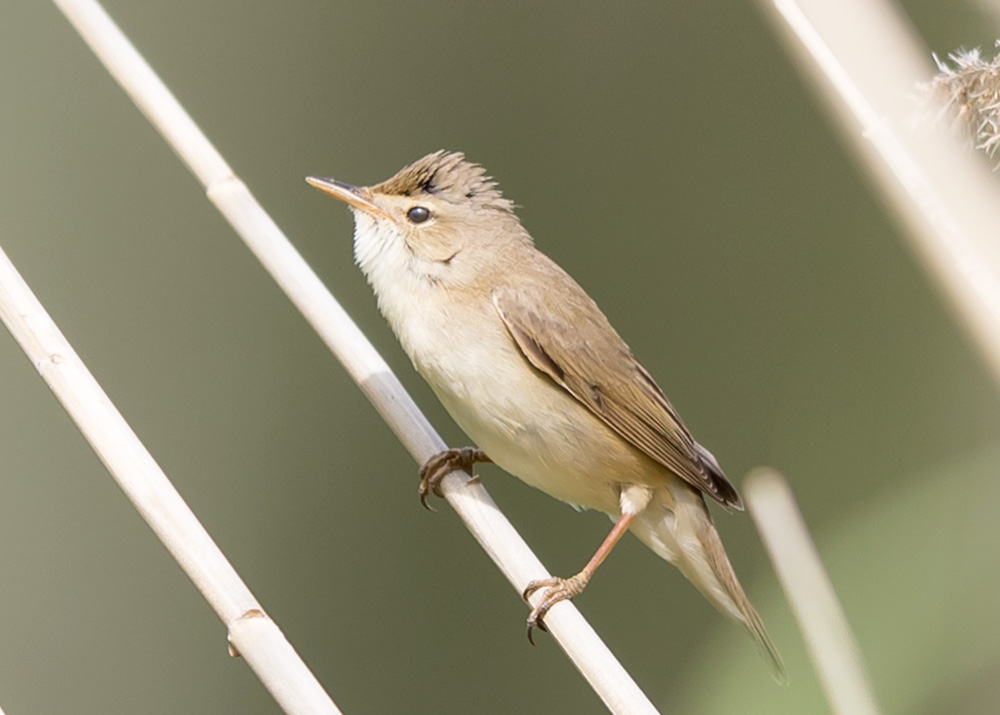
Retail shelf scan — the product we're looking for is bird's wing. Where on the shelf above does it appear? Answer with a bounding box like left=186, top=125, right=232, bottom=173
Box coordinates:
left=492, top=284, right=742, bottom=509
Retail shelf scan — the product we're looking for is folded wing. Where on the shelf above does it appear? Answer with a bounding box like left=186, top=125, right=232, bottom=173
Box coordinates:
left=492, top=286, right=742, bottom=509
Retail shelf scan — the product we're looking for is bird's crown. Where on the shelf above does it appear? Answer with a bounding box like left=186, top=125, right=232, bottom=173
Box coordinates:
left=373, top=151, right=513, bottom=212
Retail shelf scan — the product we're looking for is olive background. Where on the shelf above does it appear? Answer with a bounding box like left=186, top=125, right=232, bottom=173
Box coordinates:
left=1, top=1, right=998, bottom=713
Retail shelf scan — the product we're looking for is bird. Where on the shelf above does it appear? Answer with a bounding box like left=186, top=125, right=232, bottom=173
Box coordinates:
left=306, top=151, right=784, bottom=680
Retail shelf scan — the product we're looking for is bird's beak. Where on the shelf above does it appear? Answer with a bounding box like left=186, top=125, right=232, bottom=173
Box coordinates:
left=306, top=176, right=387, bottom=219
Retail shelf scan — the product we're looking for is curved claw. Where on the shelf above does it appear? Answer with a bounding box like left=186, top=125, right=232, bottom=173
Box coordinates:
left=522, top=573, right=589, bottom=644
left=526, top=614, right=549, bottom=646
left=417, top=472, right=439, bottom=512
left=417, top=447, right=491, bottom=510
left=419, top=490, right=437, bottom=512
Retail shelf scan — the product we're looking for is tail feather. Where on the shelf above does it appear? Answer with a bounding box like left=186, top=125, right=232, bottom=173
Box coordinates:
left=697, top=508, right=786, bottom=683
left=630, top=484, right=787, bottom=684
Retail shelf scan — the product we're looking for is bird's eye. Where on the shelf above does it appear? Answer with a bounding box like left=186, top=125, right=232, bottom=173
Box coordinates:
left=406, top=206, right=431, bottom=224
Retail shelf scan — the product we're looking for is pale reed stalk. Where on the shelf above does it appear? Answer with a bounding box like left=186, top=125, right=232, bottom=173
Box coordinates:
left=754, top=0, right=1000, bottom=389
left=50, top=0, right=659, bottom=712
left=747, top=1, right=999, bottom=710
left=0, top=243, right=341, bottom=715
left=745, top=470, right=882, bottom=715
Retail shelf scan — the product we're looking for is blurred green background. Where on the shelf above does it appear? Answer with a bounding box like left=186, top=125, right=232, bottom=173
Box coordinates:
left=2, top=1, right=999, bottom=713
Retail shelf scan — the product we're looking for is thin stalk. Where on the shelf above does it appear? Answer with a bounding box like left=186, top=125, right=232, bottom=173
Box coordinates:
left=50, top=0, right=659, bottom=712
left=745, top=469, right=882, bottom=715
left=753, top=0, right=1000, bottom=389
left=0, top=244, right=341, bottom=715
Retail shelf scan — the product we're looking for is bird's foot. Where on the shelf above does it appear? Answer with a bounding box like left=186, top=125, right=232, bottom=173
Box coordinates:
left=418, top=447, right=491, bottom=510
left=522, top=572, right=590, bottom=644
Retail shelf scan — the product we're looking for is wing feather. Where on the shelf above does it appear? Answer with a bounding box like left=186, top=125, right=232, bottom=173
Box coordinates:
left=493, top=286, right=741, bottom=509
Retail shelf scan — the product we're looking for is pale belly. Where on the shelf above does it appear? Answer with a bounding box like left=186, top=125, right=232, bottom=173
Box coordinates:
left=406, top=317, right=668, bottom=515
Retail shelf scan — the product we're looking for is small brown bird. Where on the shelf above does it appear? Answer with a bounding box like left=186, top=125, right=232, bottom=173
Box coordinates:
left=307, top=151, right=784, bottom=680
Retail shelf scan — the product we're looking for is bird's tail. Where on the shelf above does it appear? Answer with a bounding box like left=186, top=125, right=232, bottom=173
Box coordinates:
left=629, top=484, right=786, bottom=683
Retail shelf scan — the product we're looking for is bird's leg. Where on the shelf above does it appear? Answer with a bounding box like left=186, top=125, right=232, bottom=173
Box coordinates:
left=522, top=509, right=637, bottom=644
left=418, top=447, right=492, bottom=510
